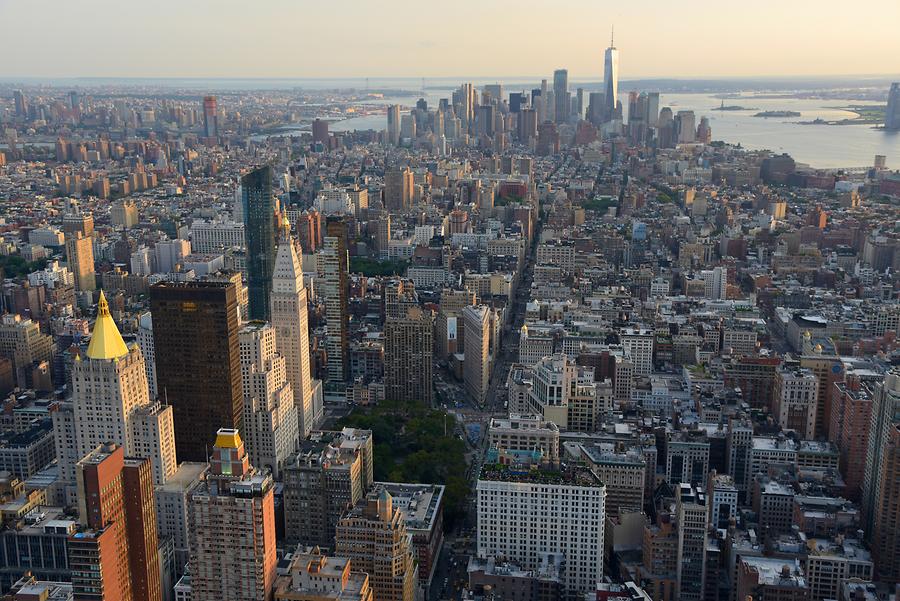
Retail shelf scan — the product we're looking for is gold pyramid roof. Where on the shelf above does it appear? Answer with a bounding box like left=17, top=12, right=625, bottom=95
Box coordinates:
left=85, top=291, right=129, bottom=360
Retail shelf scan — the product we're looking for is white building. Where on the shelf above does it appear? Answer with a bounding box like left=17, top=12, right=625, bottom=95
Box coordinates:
left=773, top=368, right=819, bottom=439
left=189, top=219, right=245, bottom=253
left=621, top=328, right=654, bottom=377
left=477, top=464, right=605, bottom=595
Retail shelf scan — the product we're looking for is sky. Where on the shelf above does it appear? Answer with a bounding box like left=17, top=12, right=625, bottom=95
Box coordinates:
left=1, top=0, right=899, bottom=81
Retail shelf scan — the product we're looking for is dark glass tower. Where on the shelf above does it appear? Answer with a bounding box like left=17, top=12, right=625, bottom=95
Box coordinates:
left=149, top=280, right=243, bottom=462
left=242, top=165, right=276, bottom=321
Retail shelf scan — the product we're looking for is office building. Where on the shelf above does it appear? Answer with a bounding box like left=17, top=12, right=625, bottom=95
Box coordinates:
left=384, top=306, right=433, bottom=404
left=0, top=506, right=76, bottom=591
left=69, top=444, right=162, bottom=601
left=579, top=443, right=646, bottom=518
left=312, top=118, right=329, bottom=145
left=477, top=463, right=605, bottom=595
left=334, top=487, right=417, bottom=601
left=676, top=110, right=697, bottom=144
left=387, top=105, right=401, bottom=146
left=603, top=33, right=619, bottom=121
left=320, top=218, right=350, bottom=385
left=188, top=429, right=277, bottom=601
left=64, top=232, right=95, bottom=292
left=886, top=82, right=900, bottom=130
left=154, top=461, right=207, bottom=572
left=675, top=484, right=707, bottom=601
left=774, top=368, right=819, bottom=440
left=488, top=414, right=560, bottom=462
left=462, top=305, right=491, bottom=405
left=73, top=292, right=177, bottom=486
left=150, top=281, right=243, bottom=462
left=239, top=321, right=299, bottom=478
left=202, top=96, right=218, bottom=139
left=862, top=370, right=900, bottom=582
left=553, top=69, right=569, bottom=123
left=384, top=167, right=414, bottom=211
left=621, top=328, right=654, bottom=377
left=0, top=314, right=52, bottom=388
left=271, top=217, right=318, bottom=438
left=375, top=483, right=444, bottom=593
left=242, top=165, right=277, bottom=321
left=282, top=428, right=373, bottom=547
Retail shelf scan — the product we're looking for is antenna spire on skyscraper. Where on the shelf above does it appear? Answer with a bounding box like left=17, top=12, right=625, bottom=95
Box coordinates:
left=611, top=25, right=615, bottom=48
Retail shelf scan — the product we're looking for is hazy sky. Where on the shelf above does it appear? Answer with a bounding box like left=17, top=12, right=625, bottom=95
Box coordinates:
left=2, top=0, right=899, bottom=80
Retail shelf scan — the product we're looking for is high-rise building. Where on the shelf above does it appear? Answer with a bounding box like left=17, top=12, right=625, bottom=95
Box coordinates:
left=477, top=463, right=605, bottom=595
left=517, top=107, right=537, bottom=142
left=13, top=90, right=27, bottom=118
left=462, top=305, right=491, bottom=405
left=384, top=306, right=433, bottom=404
left=188, top=429, right=277, bottom=601
left=386, top=105, right=401, bottom=146
left=0, top=313, right=52, bottom=388
left=111, top=200, right=139, bottom=228
left=202, top=96, right=218, bottom=139
left=312, top=118, right=329, bottom=145
left=603, top=31, right=619, bottom=121
left=773, top=368, right=819, bottom=440
left=675, top=110, right=697, bottom=144
left=334, top=487, right=417, bottom=601
left=69, top=444, right=163, bottom=601
left=320, top=218, right=350, bottom=385
left=238, top=321, right=298, bottom=478
left=64, top=232, right=95, bottom=292
left=271, top=217, right=318, bottom=438
left=885, top=82, right=900, bottom=130
left=830, top=377, right=873, bottom=500
left=282, top=429, right=373, bottom=548
left=384, top=167, right=414, bottom=212
left=242, top=165, right=277, bottom=321
left=553, top=69, right=569, bottom=123
left=150, top=281, right=243, bottom=462
left=863, top=371, right=900, bottom=571
left=73, top=292, right=177, bottom=486
left=675, top=484, right=708, bottom=601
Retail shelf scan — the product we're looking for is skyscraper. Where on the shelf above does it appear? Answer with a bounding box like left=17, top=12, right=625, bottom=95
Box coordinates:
left=335, top=487, right=417, bottom=601
left=384, top=306, right=433, bottom=404
left=242, top=165, right=277, bottom=321
left=553, top=69, right=570, bottom=123
left=387, top=105, right=401, bottom=146
left=462, top=305, right=491, bottom=405
left=65, top=232, right=95, bottom=291
left=13, top=90, right=27, bottom=118
left=202, top=96, right=218, bottom=139
left=271, top=217, right=318, bottom=437
left=188, top=429, right=277, bottom=601
left=238, top=321, right=299, bottom=478
left=73, top=291, right=177, bottom=485
left=320, top=218, right=350, bottom=386
left=863, top=371, right=900, bottom=547
left=150, top=281, right=244, bottom=462
left=69, top=444, right=162, bottom=601
left=384, top=167, right=414, bottom=211
left=886, top=82, right=900, bottom=130
left=603, top=30, right=619, bottom=121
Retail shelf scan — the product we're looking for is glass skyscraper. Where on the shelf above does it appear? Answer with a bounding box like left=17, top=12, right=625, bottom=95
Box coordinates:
left=242, top=165, right=276, bottom=321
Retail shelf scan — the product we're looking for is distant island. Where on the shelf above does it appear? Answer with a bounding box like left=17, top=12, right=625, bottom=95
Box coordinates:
left=713, top=105, right=758, bottom=111
left=754, top=110, right=801, bottom=118
left=797, top=105, right=886, bottom=126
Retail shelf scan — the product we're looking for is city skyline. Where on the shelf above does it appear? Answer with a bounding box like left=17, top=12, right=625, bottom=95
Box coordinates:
left=1, top=0, right=899, bottom=80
